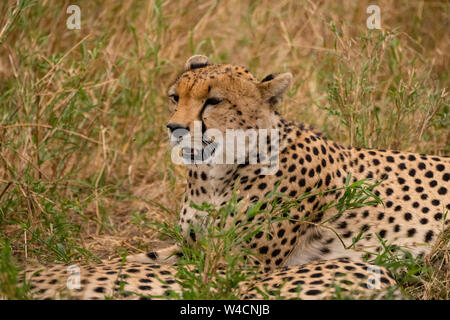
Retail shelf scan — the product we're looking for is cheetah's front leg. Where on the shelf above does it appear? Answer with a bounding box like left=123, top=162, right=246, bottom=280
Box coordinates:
left=126, top=244, right=182, bottom=264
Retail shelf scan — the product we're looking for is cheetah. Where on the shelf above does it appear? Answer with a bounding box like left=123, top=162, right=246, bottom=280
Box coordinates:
left=26, top=258, right=399, bottom=300
left=129, top=55, right=449, bottom=270
left=23, top=55, right=448, bottom=300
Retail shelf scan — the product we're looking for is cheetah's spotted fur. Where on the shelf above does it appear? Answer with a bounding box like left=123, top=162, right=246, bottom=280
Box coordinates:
left=26, top=258, right=398, bottom=300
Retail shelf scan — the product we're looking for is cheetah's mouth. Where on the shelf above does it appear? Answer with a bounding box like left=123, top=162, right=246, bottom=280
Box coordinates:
left=181, top=147, right=201, bottom=161
left=180, top=136, right=218, bottom=162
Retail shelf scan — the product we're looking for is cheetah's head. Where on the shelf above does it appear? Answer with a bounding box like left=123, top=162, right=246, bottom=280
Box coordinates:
left=166, top=55, right=292, bottom=163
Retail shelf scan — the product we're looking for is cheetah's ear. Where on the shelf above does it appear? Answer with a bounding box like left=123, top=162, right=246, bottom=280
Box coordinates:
left=257, top=73, right=292, bottom=108
left=184, top=55, right=211, bottom=71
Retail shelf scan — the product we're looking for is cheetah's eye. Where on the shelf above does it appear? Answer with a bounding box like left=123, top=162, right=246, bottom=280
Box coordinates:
left=169, top=94, right=179, bottom=103
left=204, top=97, right=223, bottom=106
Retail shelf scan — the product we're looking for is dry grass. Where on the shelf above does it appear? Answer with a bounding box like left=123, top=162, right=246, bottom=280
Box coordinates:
left=0, top=0, right=448, bottom=299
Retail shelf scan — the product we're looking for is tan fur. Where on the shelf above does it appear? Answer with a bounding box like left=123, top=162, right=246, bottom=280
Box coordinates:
left=25, top=258, right=400, bottom=300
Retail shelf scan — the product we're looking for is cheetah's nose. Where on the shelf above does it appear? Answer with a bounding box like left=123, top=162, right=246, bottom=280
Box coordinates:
left=167, top=123, right=189, bottom=136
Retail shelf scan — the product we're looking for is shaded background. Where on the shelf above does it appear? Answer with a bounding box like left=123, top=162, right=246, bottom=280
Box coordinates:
left=0, top=0, right=448, bottom=298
